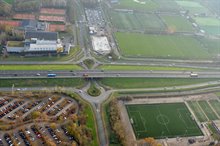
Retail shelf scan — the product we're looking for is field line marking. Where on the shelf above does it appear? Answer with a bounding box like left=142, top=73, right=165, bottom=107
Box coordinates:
left=156, top=106, right=170, bottom=135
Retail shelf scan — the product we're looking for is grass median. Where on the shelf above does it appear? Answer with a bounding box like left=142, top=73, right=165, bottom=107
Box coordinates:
left=98, top=65, right=199, bottom=71
left=0, top=78, right=85, bottom=88
left=99, top=78, right=218, bottom=89
left=0, top=64, right=82, bottom=70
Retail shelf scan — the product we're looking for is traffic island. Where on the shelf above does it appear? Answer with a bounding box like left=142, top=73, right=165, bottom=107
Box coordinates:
left=87, top=83, right=101, bottom=97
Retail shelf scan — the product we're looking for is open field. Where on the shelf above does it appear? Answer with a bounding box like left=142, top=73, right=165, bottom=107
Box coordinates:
left=161, top=15, right=194, bottom=32
left=113, top=0, right=158, bottom=11
left=126, top=103, right=202, bottom=139
left=110, top=11, right=164, bottom=31
left=0, top=78, right=85, bottom=88
left=0, top=64, right=82, bottom=70
left=98, top=65, right=199, bottom=71
left=99, top=78, right=217, bottom=89
left=115, top=32, right=210, bottom=59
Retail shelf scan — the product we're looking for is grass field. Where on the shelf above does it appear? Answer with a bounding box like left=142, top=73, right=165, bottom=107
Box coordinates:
left=194, top=17, right=220, bottom=35
left=161, top=15, right=194, bottom=32
left=4, top=0, right=14, bottom=4
left=154, top=0, right=180, bottom=11
left=0, top=64, right=82, bottom=70
left=115, top=32, right=210, bottom=59
left=197, top=101, right=218, bottom=120
left=110, top=11, right=164, bottom=31
left=126, top=103, right=202, bottom=139
left=0, top=78, right=85, bottom=88
left=198, top=38, right=220, bottom=57
left=176, top=1, right=210, bottom=15
left=188, top=101, right=208, bottom=122
left=113, top=0, right=158, bottom=11
left=98, top=65, right=199, bottom=71
left=188, top=100, right=220, bottom=122
left=99, top=78, right=216, bottom=89
left=209, top=100, right=220, bottom=117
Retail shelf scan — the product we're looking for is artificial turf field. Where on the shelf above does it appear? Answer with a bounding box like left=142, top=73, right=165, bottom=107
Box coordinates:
left=126, top=103, right=203, bottom=139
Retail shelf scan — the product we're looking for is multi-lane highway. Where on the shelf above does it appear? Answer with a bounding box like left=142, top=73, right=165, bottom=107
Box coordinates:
left=0, top=70, right=220, bottom=78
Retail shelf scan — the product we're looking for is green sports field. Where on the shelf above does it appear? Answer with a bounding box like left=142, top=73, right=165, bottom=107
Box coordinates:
left=188, top=100, right=220, bottom=122
left=115, top=32, right=211, bottom=59
left=113, top=0, right=158, bottom=11
left=161, top=15, right=194, bottom=32
left=195, top=17, right=220, bottom=35
left=126, top=103, right=203, bottom=139
left=4, top=0, right=14, bottom=4
left=110, top=11, right=164, bottom=31
left=176, top=1, right=211, bottom=15
left=209, top=100, right=220, bottom=117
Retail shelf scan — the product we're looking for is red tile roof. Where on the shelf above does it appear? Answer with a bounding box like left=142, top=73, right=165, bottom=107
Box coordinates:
left=40, top=8, right=66, bottom=15
left=49, top=24, right=66, bottom=32
left=13, top=14, right=35, bottom=20
left=39, top=15, right=65, bottom=23
left=0, top=20, right=21, bottom=27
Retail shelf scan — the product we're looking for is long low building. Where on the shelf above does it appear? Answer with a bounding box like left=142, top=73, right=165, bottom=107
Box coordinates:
left=7, top=31, right=63, bottom=55
left=91, top=36, right=111, bottom=55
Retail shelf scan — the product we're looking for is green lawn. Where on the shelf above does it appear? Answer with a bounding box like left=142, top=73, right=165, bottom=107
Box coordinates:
left=187, top=101, right=208, bottom=122
left=0, top=78, right=85, bottom=88
left=197, top=101, right=218, bottom=120
left=113, top=0, right=158, bottom=11
left=99, top=78, right=216, bottom=89
left=0, top=64, right=82, bottom=70
left=115, top=32, right=210, bottom=59
left=98, top=65, right=198, bottom=71
left=161, top=15, right=194, bottom=32
left=126, top=103, right=202, bottom=139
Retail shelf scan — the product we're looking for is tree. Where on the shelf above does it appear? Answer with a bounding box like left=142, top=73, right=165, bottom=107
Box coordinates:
left=144, top=137, right=162, bottom=146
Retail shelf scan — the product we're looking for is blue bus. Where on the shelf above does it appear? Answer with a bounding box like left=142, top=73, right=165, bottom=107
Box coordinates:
left=47, top=74, right=56, bottom=77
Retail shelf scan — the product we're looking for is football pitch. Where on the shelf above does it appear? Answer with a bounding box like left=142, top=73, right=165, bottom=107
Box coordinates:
left=115, top=32, right=211, bottom=59
left=126, top=103, right=203, bottom=139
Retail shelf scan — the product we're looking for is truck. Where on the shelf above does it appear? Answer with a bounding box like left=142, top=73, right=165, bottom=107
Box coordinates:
left=47, top=74, right=56, bottom=77
left=190, top=73, right=198, bottom=78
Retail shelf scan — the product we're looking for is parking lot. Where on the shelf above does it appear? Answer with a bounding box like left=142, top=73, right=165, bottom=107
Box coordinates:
left=0, top=95, right=79, bottom=146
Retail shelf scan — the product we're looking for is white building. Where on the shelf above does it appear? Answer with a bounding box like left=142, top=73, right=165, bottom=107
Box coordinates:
left=91, top=36, right=111, bottom=55
left=7, top=31, right=63, bottom=54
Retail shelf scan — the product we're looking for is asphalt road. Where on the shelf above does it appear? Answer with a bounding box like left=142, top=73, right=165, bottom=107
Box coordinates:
left=0, top=70, right=220, bottom=78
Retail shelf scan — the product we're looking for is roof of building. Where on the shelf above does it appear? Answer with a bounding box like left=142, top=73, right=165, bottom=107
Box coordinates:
left=25, top=31, right=58, bottom=40
left=21, top=20, right=37, bottom=28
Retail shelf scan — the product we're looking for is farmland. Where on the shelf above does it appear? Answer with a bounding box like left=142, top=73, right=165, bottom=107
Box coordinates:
left=115, top=32, right=210, bottom=59
left=126, top=103, right=202, bottom=139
